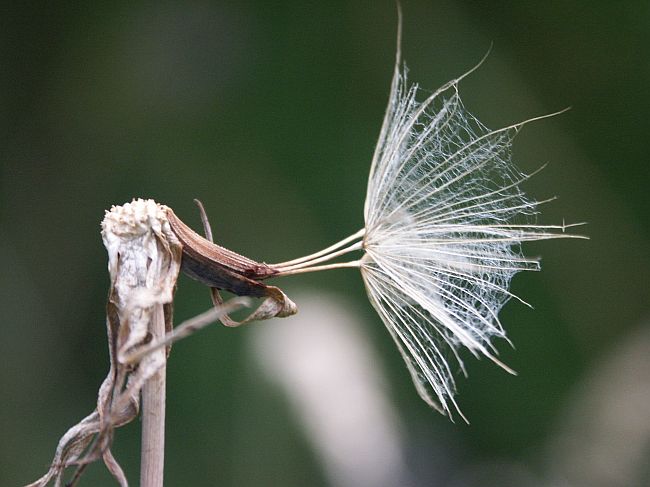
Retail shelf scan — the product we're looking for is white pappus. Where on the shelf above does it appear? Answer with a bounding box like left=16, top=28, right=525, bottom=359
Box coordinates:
left=270, top=17, right=585, bottom=421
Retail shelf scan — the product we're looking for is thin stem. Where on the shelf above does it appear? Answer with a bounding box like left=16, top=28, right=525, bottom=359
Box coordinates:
left=140, top=304, right=167, bottom=487
left=193, top=198, right=214, bottom=242
left=122, top=298, right=249, bottom=365
left=270, top=229, right=365, bottom=267
left=274, top=260, right=361, bottom=277
left=275, top=241, right=364, bottom=272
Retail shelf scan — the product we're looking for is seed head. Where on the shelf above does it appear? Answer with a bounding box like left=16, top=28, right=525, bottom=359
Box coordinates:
left=357, top=23, right=583, bottom=419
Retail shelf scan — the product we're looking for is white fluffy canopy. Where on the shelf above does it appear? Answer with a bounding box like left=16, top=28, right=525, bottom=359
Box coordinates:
left=360, top=24, right=578, bottom=419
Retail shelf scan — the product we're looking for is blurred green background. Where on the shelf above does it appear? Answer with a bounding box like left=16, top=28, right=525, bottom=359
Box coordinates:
left=2, top=1, right=649, bottom=486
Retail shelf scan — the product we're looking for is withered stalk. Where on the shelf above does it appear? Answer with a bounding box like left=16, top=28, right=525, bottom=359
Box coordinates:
left=140, top=304, right=167, bottom=487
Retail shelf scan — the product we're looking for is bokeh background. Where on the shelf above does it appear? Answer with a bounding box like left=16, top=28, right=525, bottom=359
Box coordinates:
left=2, top=1, right=649, bottom=486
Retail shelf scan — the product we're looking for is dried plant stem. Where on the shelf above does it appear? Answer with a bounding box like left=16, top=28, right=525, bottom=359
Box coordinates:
left=122, top=298, right=249, bottom=365
left=140, top=304, right=167, bottom=487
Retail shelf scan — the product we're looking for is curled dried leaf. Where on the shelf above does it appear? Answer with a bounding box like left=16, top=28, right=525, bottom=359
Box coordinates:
left=167, top=204, right=298, bottom=324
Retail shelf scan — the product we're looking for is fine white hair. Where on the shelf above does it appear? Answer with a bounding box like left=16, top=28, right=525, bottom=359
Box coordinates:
left=360, top=14, right=580, bottom=420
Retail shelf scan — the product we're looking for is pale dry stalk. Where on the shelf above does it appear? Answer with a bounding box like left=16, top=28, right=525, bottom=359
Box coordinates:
left=140, top=304, right=167, bottom=487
